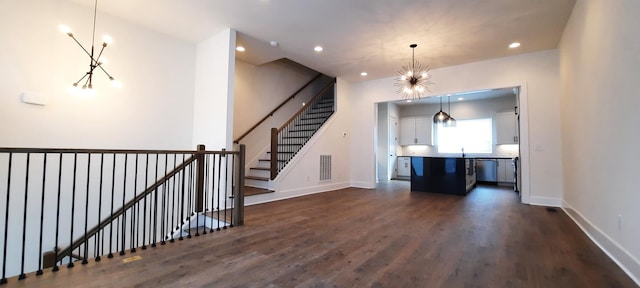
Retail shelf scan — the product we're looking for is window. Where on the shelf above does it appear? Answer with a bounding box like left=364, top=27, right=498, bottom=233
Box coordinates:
left=436, top=118, right=493, bottom=154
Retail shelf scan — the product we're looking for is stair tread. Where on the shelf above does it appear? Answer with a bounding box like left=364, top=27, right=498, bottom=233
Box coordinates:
left=246, top=175, right=270, bottom=181
left=244, top=186, right=275, bottom=196
left=250, top=167, right=270, bottom=171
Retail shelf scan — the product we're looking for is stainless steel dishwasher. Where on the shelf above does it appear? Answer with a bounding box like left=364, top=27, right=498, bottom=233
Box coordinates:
left=476, top=159, right=497, bottom=183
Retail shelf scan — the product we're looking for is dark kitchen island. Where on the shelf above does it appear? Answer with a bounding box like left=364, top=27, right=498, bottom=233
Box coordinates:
left=410, top=156, right=476, bottom=195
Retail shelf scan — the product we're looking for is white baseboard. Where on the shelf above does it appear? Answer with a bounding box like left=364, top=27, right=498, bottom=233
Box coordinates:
left=244, top=181, right=351, bottom=206
left=350, top=181, right=375, bottom=189
left=527, top=196, right=562, bottom=207
left=561, top=200, right=640, bottom=286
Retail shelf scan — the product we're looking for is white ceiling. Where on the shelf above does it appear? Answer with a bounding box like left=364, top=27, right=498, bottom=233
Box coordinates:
left=69, top=0, right=576, bottom=83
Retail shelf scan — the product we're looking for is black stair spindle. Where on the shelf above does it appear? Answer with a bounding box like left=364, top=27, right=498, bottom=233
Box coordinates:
left=18, top=153, right=30, bottom=280
left=186, top=161, right=193, bottom=239
left=131, top=154, right=139, bottom=252
left=120, top=154, right=128, bottom=256
left=36, top=153, right=47, bottom=275
left=179, top=154, right=186, bottom=241
left=161, top=154, right=168, bottom=244
left=108, top=153, right=116, bottom=258
left=142, top=154, right=149, bottom=250
left=67, top=153, right=78, bottom=268
left=170, top=154, right=177, bottom=242
left=82, top=154, right=91, bottom=264
left=96, top=153, right=104, bottom=261
left=203, top=154, right=210, bottom=234
left=52, top=153, right=63, bottom=272
left=152, top=153, right=159, bottom=247
left=216, top=153, right=222, bottom=231
left=1, top=153, right=11, bottom=284
left=209, top=154, right=216, bottom=233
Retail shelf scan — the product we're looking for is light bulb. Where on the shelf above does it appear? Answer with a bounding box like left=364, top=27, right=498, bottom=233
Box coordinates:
left=98, top=57, right=107, bottom=65
left=401, top=76, right=407, bottom=81
left=407, top=71, right=413, bottom=77
left=103, top=35, right=113, bottom=45
left=111, top=79, right=122, bottom=89
left=417, top=86, right=425, bottom=92
left=421, top=73, right=428, bottom=78
left=59, top=24, right=72, bottom=35
left=403, top=87, right=412, bottom=94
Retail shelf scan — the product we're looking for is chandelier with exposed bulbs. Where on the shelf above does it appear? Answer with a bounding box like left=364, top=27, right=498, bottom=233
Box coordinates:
left=394, top=44, right=433, bottom=100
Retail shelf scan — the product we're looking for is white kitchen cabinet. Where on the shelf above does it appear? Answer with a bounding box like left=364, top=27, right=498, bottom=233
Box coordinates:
left=397, top=156, right=411, bottom=177
left=496, top=158, right=514, bottom=183
left=399, top=117, right=432, bottom=145
left=495, top=112, right=518, bottom=144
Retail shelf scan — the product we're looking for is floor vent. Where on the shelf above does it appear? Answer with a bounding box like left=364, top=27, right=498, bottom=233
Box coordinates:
left=320, top=155, right=332, bottom=182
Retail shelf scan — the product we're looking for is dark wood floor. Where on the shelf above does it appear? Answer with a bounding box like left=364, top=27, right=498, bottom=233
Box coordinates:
left=6, top=182, right=637, bottom=287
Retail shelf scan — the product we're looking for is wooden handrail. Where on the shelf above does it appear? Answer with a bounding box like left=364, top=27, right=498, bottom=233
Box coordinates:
left=278, top=78, right=336, bottom=131
left=52, top=154, right=199, bottom=265
left=234, top=73, right=323, bottom=144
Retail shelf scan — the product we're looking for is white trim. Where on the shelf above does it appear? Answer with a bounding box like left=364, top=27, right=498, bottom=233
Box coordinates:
left=527, top=196, right=562, bottom=207
left=562, top=201, right=640, bottom=286
left=245, top=181, right=351, bottom=206
left=350, top=181, right=376, bottom=189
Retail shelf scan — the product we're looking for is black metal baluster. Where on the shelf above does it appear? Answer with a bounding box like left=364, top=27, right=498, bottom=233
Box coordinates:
left=96, top=153, right=104, bottom=261
left=216, top=153, right=222, bottom=231
left=203, top=154, right=210, bottom=235
left=170, top=154, right=177, bottom=242
left=209, top=154, right=216, bottom=233
left=52, top=153, right=63, bottom=272
left=161, top=154, right=168, bottom=244
left=120, top=154, right=128, bottom=256
left=82, top=154, right=91, bottom=264
left=0, top=153, right=12, bottom=284
left=186, top=161, right=193, bottom=239
left=36, top=153, right=47, bottom=275
left=152, top=153, right=159, bottom=247
left=108, top=153, right=116, bottom=258
left=17, top=154, right=31, bottom=279
left=223, top=152, right=229, bottom=228
left=142, top=154, right=149, bottom=250
left=179, top=154, right=186, bottom=241
left=67, top=153, right=78, bottom=268
left=131, top=154, right=139, bottom=253
left=230, top=153, right=235, bottom=227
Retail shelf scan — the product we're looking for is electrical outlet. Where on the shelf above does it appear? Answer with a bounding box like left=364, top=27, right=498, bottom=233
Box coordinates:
left=618, top=214, right=622, bottom=231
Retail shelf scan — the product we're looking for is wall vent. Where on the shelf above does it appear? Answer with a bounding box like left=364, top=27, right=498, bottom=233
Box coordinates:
left=320, top=155, right=332, bottom=182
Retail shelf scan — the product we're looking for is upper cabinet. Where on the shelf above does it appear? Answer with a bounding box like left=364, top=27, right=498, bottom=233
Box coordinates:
left=400, top=117, right=432, bottom=146
left=495, top=112, right=518, bottom=144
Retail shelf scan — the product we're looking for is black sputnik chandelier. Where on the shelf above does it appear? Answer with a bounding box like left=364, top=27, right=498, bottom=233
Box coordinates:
left=61, top=0, right=120, bottom=96
left=395, top=44, right=433, bottom=100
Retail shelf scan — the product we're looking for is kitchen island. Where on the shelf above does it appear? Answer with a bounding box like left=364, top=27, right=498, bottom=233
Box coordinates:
left=410, top=157, right=476, bottom=195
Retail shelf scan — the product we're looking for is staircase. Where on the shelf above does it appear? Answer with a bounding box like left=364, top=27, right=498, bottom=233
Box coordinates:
left=244, top=79, right=336, bottom=192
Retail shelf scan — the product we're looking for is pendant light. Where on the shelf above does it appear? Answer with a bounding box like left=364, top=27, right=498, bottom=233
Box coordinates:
left=394, top=44, right=433, bottom=101
left=61, top=0, right=120, bottom=96
left=444, top=95, right=456, bottom=127
left=433, top=96, right=450, bottom=124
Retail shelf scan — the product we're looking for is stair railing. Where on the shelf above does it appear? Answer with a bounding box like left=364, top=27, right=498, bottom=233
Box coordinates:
left=270, top=78, right=336, bottom=179
left=234, top=73, right=322, bottom=144
left=0, top=144, right=245, bottom=284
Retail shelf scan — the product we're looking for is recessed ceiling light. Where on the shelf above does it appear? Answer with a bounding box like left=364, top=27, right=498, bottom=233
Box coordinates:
left=458, top=97, right=464, bottom=101
left=314, top=46, right=323, bottom=52
left=360, top=72, right=368, bottom=76
left=236, top=46, right=245, bottom=52
left=406, top=99, right=412, bottom=103
left=509, top=42, right=521, bottom=49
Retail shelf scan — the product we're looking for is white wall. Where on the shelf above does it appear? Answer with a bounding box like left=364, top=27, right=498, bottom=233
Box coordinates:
left=192, top=29, right=236, bottom=151
left=559, top=0, right=640, bottom=283
left=0, top=0, right=196, bottom=150
left=349, top=50, right=563, bottom=205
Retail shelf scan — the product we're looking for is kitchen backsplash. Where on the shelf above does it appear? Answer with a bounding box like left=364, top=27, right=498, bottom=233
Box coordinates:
left=400, top=144, right=519, bottom=158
